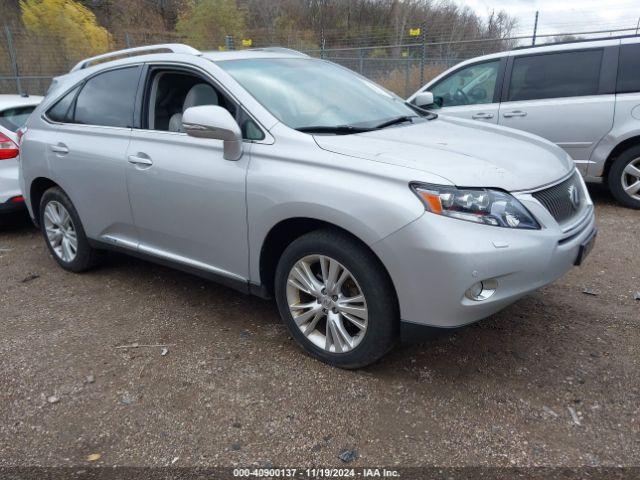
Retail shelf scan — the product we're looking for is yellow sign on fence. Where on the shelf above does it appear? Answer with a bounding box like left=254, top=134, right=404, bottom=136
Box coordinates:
left=409, top=28, right=421, bottom=37
left=242, top=38, right=253, bottom=47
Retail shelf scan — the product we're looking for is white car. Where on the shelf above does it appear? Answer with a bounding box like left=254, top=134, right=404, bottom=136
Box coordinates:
left=0, top=94, right=42, bottom=216
left=409, top=35, right=640, bottom=208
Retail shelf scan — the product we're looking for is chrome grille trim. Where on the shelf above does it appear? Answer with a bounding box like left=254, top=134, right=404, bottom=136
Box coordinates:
left=531, top=172, right=584, bottom=225
left=559, top=205, right=594, bottom=239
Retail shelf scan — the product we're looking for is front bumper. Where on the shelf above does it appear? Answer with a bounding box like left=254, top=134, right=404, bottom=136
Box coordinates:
left=372, top=200, right=596, bottom=330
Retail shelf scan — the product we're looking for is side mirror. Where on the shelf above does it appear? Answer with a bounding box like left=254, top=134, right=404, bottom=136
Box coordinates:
left=414, top=91, right=435, bottom=108
left=182, top=105, right=243, bottom=161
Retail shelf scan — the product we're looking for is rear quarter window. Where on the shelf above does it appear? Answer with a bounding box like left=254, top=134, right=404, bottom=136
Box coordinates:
left=46, top=86, right=80, bottom=123
left=617, top=44, right=640, bottom=94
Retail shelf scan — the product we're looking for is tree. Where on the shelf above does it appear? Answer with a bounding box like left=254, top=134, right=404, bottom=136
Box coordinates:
left=176, top=0, right=246, bottom=50
left=546, top=35, right=584, bottom=44
left=20, top=0, right=112, bottom=60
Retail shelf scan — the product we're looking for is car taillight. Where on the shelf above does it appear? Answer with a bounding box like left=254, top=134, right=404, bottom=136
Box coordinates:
left=0, top=132, right=19, bottom=160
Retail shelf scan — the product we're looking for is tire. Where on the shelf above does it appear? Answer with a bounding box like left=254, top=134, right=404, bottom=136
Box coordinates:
left=39, top=187, right=102, bottom=272
left=607, top=145, right=640, bottom=209
left=274, top=228, right=399, bottom=369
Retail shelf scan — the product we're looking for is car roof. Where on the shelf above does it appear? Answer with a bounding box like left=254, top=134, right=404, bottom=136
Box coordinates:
left=202, top=48, right=310, bottom=62
left=451, top=35, right=635, bottom=67
left=0, top=94, right=43, bottom=111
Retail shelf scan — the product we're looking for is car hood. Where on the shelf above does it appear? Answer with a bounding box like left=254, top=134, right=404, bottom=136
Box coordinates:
left=313, top=116, right=573, bottom=191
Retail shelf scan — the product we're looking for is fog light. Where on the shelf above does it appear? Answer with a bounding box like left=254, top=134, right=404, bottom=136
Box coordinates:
left=465, top=279, right=498, bottom=301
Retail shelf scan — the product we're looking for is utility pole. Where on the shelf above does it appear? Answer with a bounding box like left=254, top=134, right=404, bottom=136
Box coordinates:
left=3, top=24, right=22, bottom=96
left=420, top=22, right=427, bottom=86
left=532, top=11, right=539, bottom=46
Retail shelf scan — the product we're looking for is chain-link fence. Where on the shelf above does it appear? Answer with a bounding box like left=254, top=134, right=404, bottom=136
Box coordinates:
left=2, top=22, right=639, bottom=98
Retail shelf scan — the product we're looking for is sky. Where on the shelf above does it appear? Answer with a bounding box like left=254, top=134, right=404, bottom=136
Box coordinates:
left=453, top=0, right=640, bottom=38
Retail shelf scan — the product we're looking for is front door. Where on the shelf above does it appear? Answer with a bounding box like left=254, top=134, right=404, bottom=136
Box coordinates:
left=125, top=67, right=250, bottom=282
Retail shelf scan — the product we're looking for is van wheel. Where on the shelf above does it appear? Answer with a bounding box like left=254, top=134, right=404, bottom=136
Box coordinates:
left=608, top=146, right=640, bottom=209
left=274, top=229, right=399, bottom=369
left=39, top=187, right=102, bottom=272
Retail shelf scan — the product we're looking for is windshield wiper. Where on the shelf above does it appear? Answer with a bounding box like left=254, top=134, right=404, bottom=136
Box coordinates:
left=374, top=115, right=416, bottom=129
left=296, top=125, right=373, bottom=135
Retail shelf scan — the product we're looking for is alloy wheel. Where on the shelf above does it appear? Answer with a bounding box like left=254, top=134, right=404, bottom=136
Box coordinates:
left=286, top=255, right=368, bottom=354
left=43, top=201, right=78, bottom=262
left=621, top=157, right=640, bottom=201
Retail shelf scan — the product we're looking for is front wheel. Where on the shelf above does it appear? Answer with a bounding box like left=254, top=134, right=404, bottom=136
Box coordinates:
left=608, top=146, right=640, bottom=209
left=274, top=229, right=399, bottom=369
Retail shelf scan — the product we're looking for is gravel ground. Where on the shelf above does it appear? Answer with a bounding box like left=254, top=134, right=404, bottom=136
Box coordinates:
left=0, top=184, right=638, bottom=469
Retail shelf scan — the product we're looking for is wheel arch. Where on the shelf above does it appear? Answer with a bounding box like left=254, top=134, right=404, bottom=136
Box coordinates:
left=29, top=177, right=61, bottom=226
left=258, top=217, right=399, bottom=307
left=603, top=135, right=640, bottom=179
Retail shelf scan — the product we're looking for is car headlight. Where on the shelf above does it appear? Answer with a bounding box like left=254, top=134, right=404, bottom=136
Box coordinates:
left=410, top=183, right=540, bottom=229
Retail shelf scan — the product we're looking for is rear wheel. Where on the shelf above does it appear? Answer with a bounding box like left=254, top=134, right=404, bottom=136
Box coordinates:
left=608, top=146, right=640, bottom=209
left=275, top=229, right=398, bottom=369
left=39, top=187, right=102, bottom=272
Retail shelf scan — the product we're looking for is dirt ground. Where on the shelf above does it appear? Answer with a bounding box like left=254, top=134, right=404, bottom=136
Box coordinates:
left=0, top=184, right=638, bottom=469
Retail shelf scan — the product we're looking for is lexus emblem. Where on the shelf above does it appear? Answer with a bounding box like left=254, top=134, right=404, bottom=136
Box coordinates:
left=568, top=184, right=580, bottom=210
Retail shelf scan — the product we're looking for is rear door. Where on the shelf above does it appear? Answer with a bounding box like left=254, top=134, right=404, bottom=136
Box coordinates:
left=45, top=65, right=142, bottom=247
left=498, top=47, right=617, bottom=175
left=420, top=58, right=506, bottom=124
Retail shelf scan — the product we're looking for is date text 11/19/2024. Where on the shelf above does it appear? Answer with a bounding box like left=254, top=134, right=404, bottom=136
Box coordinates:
left=232, top=468, right=401, bottom=477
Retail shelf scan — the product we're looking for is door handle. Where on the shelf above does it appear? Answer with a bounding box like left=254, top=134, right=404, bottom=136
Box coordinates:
left=50, top=143, right=69, bottom=155
left=472, top=113, right=494, bottom=120
left=503, top=110, right=527, bottom=118
left=127, top=154, right=153, bottom=166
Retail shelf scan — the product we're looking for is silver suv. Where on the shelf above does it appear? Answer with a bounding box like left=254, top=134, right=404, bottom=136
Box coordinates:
left=19, top=44, right=596, bottom=368
left=410, top=35, right=640, bottom=209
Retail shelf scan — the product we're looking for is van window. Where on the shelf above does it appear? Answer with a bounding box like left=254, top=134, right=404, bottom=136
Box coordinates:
left=429, top=60, right=500, bottom=108
left=617, top=44, right=640, bottom=94
left=73, top=66, right=141, bottom=128
left=507, top=49, right=603, bottom=102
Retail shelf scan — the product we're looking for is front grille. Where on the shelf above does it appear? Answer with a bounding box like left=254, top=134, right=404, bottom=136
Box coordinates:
left=532, top=172, right=583, bottom=224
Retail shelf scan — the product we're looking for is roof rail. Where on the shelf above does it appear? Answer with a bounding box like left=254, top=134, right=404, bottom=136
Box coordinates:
left=70, top=43, right=201, bottom=72
left=248, top=47, right=309, bottom=57
left=514, top=33, right=639, bottom=50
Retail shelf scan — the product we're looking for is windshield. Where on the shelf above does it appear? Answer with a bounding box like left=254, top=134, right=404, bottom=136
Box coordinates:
left=218, top=58, right=420, bottom=130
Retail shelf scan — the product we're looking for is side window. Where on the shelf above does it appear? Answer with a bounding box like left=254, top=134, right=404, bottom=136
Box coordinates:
left=144, top=70, right=236, bottom=132
left=74, top=66, right=141, bottom=127
left=46, top=86, right=80, bottom=123
left=617, top=44, right=640, bottom=94
left=429, top=60, right=500, bottom=108
left=238, top=108, right=265, bottom=141
left=508, top=50, right=603, bottom=102
left=0, top=105, right=36, bottom=132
